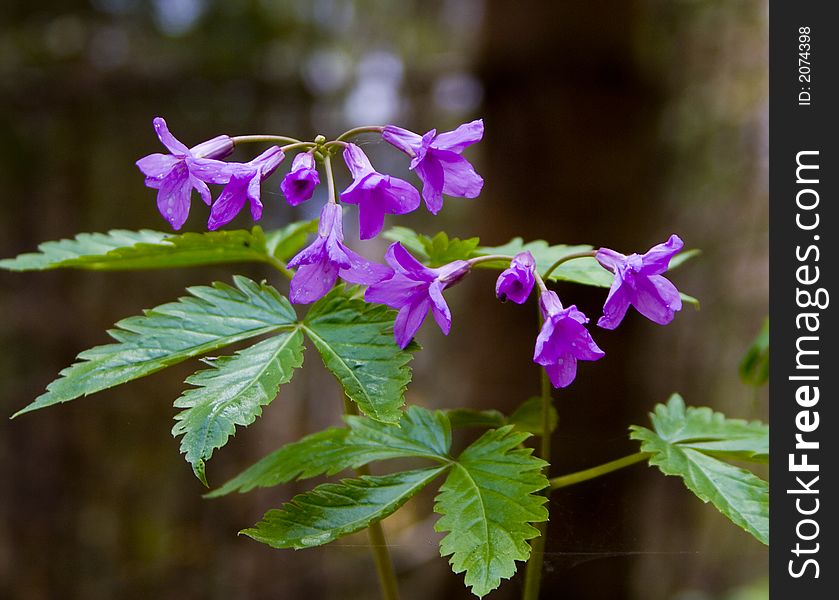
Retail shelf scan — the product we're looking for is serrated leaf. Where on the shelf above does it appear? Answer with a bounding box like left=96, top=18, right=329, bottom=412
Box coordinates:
left=0, top=228, right=276, bottom=271
left=303, top=287, right=414, bottom=423
left=509, top=397, right=558, bottom=435
left=242, top=467, right=447, bottom=549
left=173, top=330, right=305, bottom=484
left=630, top=395, right=769, bottom=545
left=434, top=426, right=550, bottom=598
left=13, top=277, right=297, bottom=417
left=446, top=408, right=507, bottom=430
left=740, top=318, right=769, bottom=387
left=208, top=406, right=452, bottom=498
left=476, top=237, right=699, bottom=305
left=383, top=227, right=480, bottom=267
left=264, top=219, right=318, bottom=261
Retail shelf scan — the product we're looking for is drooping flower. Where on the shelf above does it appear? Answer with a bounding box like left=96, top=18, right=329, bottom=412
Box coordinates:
left=207, top=146, right=285, bottom=231
left=365, top=242, right=470, bottom=349
left=382, top=119, right=484, bottom=214
left=281, top=152, right=320, bottom=206
left=595, top=234, right=684, bottom=330
left=136, top=117, right=235, bottom=230
left=339, top=144, right=421, bottom=240
left=495, top=251, right=536, bottom=304
left=534, top=291, right=605, bottom=388
left=287, top=203, right=392, bottom=304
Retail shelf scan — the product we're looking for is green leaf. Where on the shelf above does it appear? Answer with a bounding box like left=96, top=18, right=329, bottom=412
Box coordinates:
left=446, top=408, right=507, bottom=430
left=13, top=276, right=297, bottom=417
left=242, top=467, right=447, bottom=549
left=303, top=287, right=414, bottom=423
left=630, top=395, right=769, bottom=545
left=0, top=228, right=276, bottom=271
left=434, top=426, right=550, bottom=598
left=740, top=318, right=769, bottom=387
left=264, top=219, right=318, bottom=261
left=383, top=227, right=480, bottom=267
left=172, top=330, right=305, bottom=485
left=208, top=405, right=451, bottom=498
left=509, top=397, right=558, bottom=435
left=475, top=237, right=699, bottom=305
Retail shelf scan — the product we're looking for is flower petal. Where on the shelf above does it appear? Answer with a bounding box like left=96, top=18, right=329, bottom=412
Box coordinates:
left=188, top=157, right=238, bottom=185
left=543, top=354, right=578, bottom=388
left=290, top=260, right=340, bottom=304
left=631, top=274, right=682, bottom=325
left=156, top=165, right=192, bottom=230
left=434, top=150, right=483, bottom=198
left=136, top=153, right=180, bottom=180
left=190, top=135, right=234, bottom=160
left=640, top=234, right=685, bottom=275
left=597, top=277, right=631, bottom=330
left=247, top=175, right=263, bottom=221
left=250, top=145, right=285, bottom=175
left=379, top=175, right=421, bottom=214
left=191, top=175, right=213, bottom=206
left=432, top=119, right=484, bottom=153
left=382, top=125, right=422, bottom=156
left=340, top=248, right=393, bottom=285
left=343, top=143, right=375, bottom=179
left=385, top=242, right=435, bottom=280
left=357, top=197, right=387, bottom=241
left=207, top=176, right=249, bottom=231
left=414, top=158, right=445, bottom=214
left=287, top=237, right=326, bottom=269
left=153, top=117, right=189, bottom=155
left=365, top=274, right=428, bottom=308
left=427, top=281, right=452, bottom=335
left=393, top=298, right=430, bottom=349
left=594, top=248, right=628, bottom=273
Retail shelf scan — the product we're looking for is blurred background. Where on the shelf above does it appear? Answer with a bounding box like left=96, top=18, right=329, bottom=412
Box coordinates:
left=0, top=1, right=768, bottom=599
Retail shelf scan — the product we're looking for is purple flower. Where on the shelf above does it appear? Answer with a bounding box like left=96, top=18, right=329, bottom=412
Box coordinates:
left=281, top=152, right=320, bottom=206
left=534, top=291, right=605, bottom=388
left=207, top=146, right=285, bottom=231
left=136, top=117, right=234, bottom=230
left=382, top=120, right=484, bottom=214
left=365, top=243, right=470, bottom=349
left=287, top=203, right=392, bottom=304
left=595, top=235, right=684, bottom=330
left=495, top=251, right=536, bottom=304
left=339, top=144, right=421, bottom=240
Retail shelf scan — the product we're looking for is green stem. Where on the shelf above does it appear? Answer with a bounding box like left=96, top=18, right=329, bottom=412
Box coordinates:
left=342, top=397, right=401, bottom=600
left=521, top=310, right=553, bottom=600
left=549, top=452, right=651, bottom=490
left=336, top=125, right=384, bottom=141
left=231, top=134, right=301, bottom=145
left=323, top=152, right=339, bottom=203
left=467, top=254, right=514, bottom=267
left=542, top=251, right=597, bottom=280
left=264, top=255, right=294, bottom=280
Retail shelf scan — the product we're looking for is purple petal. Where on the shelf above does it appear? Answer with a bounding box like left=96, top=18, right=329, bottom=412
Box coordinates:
left=343, top=144, right=375, bottom=179
left=190, top=135, right=234, bottom=160
left=188, top=157, right=238, bottom=185
left=153, top=117, right=189, bottom=155
left=340, top=248, right=393, bottom=285
left=631, top=274, right=682, bottom=325
left=595, top=248, right=628, bottom=273
left=357, top=199, right=387, bottom=241
left=290, top=260, right=340, bottom=304
left=543, top=354, right=578, bottom=388
left=393, top=298, right=430, bottom=349
left=340, top=172, right=374, bottom=206
left=365, top=274, right=429, bottom=309
left=432, top=119, right=484, bottom=153
left=318, top=202, right=344, bottom=237
left=427, top=281, right=452, bottom=335
left=251, top=145, right=285, bottom=175
left=597, top=277, right=631, bottom=330
left=433, top=150, right=483, bottom=198
left=414, top=158, right=445, bottom=214
left=538, top=290, right=564, bottom=318
left=136, top=153, right=180, bottom=180
left=156, top=165, right=192, bottom=230
left=533, top=317, right=557, bottom=364
left=191, top=175, right=213, bottom=206
left=207, top=176, right=249, bottom=231
left=379, top=176, right=421, bottom=214
left=382, top=125, right=422, bottom=156
left=288, top=237, right=326, bottom=269
left=385, top=243, right=435, bottom=280
left=640, top=234, right=685, bottom=275
left=247, top=175, right=263, bottom=221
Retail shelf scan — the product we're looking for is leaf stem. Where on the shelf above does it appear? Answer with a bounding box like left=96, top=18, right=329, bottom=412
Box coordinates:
left=341, top=396, right=402, bottom=600
left=336, top=125, right=384, bottom=142
left=549, top=452, right=651, bottom=490
left=542, top=250, right=597, bottom=280
left=521, top=310, right=553, bottom=600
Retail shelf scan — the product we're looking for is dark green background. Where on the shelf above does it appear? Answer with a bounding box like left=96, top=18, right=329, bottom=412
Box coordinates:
left=0, top=1, right=768, bottom=598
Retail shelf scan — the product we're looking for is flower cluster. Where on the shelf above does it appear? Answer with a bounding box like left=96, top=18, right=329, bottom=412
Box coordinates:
left=136, top=117, right=685, bottom=389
